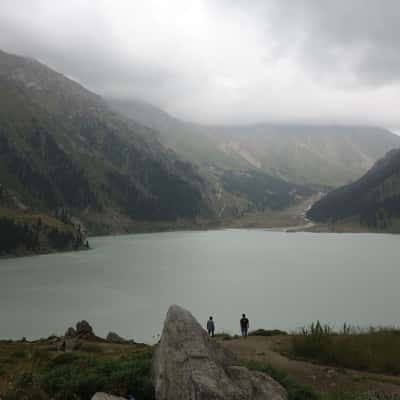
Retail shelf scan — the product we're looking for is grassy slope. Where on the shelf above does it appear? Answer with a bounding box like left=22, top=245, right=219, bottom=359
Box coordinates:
left=221, top=334, right=400, bottom=399
left=0, top=340, right=154, bottom=400
left=2, top=329, right=400, bottom=400
left=0, top=207, right=74, bottom=233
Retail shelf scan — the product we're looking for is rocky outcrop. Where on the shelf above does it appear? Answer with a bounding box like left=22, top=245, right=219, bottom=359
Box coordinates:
left=64, top=320, right=96, bottom=340
left=106, top=332, right=128, bottom=344
left=153, top=305, right=287, bottom=400
left=76, top=320, right=94, bottom=338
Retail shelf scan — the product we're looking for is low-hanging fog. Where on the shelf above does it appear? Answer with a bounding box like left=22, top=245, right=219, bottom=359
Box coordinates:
left=1, top=0, right=399, bottom=126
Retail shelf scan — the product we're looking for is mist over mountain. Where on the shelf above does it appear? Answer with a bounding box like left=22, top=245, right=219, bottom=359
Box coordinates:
left=108, top=99, right=400, bottom=187
left=0, top=49, right=319, bottom=240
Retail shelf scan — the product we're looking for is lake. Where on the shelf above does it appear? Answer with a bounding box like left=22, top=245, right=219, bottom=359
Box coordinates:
left=0, top=230, right=399, bottom=343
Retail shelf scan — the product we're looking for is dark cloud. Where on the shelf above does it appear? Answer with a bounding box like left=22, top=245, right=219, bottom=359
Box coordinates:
left=265, top=0, right=400, bottom=86
left=0, top=0, right=399, bottom=125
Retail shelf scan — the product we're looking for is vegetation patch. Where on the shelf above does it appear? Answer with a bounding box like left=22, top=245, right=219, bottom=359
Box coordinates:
left=291, top=322, right=400, bottom=375
left=244, top=360, right=320, bottom=400
left=0, top=342, right=154, bottom=400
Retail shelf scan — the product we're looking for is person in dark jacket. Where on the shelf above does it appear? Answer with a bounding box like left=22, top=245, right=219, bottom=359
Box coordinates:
left=240, top=314, right=249, bottom=338
left=207, top=316, right=215, bottom=337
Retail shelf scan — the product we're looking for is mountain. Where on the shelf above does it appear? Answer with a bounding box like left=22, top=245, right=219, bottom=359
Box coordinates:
left=0, top=50, right=213, bottom=234
left=307, top=148, right=400, bottom=231
left=108, top=99, right=400, bottom=187
left=0, top=49, right=314, bottom=241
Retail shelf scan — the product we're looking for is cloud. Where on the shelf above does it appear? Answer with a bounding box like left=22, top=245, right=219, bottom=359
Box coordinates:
left=0, top=0, right=399, bottom=125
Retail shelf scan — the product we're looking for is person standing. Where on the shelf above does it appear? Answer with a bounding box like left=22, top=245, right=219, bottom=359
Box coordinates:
left=207, top=316, right=215, bottom=337
left=240, top=314, right=249, bottom=338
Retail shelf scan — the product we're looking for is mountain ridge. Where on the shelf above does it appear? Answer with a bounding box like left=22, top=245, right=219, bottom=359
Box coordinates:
left=108, top=98, right=400, bottom=187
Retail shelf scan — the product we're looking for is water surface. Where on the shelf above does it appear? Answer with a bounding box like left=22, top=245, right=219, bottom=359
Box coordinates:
left=0, top=230, right=398, bottom=342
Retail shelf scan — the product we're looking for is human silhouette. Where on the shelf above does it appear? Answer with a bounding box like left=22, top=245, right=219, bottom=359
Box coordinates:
left=207, top=316, right=215, bottom=337
left=240, top=313, right=249, bottom=338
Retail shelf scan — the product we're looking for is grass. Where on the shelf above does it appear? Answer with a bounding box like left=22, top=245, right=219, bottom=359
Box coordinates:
left=291, top=322, right=400, bottom=375
left=0, top=207, right=74, bottom=233
left=0, top=341, right=154, bottom=400
left=245, top=361, right=400, bottom=400
left=325, top=393, right=400, bottom=400
left=245, top=360, right=320, bottom=400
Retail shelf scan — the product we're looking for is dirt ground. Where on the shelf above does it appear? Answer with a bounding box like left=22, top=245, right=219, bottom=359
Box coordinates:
left=220, top=335, right=400, bottom=395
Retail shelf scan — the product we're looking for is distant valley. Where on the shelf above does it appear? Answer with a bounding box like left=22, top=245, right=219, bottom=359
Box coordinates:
left=108, top=99, right=400, bottom=187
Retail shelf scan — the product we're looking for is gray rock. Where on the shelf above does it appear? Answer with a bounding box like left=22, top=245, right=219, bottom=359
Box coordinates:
left=106, top=331, right=127, bottom=343
left=91, top=393, right=126, bottom=400
left=76, top=320, right=94, bottom=338
left=153, top=305, right=287, bottom=400
left=64, top=327, right=76, bottom=338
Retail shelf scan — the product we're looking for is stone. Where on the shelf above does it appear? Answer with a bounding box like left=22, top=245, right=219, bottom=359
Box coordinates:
left=64, top=327, right=76, bottom=338
left=153, top=305, right=287, bottom=400
left=76, top=320, right=94, bottom=338
left=106, top=332, right=128, bottom=344
left=91, top=393, right=126, bottom=400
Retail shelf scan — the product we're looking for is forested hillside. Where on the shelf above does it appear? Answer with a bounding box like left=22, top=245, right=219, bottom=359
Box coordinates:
left=0, top=50, right=212, bottom=235
left=307, top=149, right=400, bottom=230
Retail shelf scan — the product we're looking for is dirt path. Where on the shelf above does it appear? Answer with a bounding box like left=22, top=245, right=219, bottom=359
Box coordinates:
left=220, top=336, right=400, bottom=395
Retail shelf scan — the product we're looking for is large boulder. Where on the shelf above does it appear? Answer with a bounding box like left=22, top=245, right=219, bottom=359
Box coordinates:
left=153, top=305, right=287, bottom=400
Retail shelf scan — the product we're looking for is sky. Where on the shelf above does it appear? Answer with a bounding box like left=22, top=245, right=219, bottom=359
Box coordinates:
left=0, top=0, right=400, bottom=126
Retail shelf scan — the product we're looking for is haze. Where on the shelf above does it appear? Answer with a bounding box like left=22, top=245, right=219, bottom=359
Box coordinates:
left=1, top=0, right=399, bottom=126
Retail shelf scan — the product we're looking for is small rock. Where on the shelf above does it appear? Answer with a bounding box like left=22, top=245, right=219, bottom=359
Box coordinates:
left=91, top=393, right=127, bottom=400
left=65, top=327, right=76, bottom=338
left=47, top=334, right=60, bottom=343
left=106, top=332, right=128, bottom=344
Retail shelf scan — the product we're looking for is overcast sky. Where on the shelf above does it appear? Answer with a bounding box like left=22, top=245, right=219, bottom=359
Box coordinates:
left=1, top=0, right=399, bottom=125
